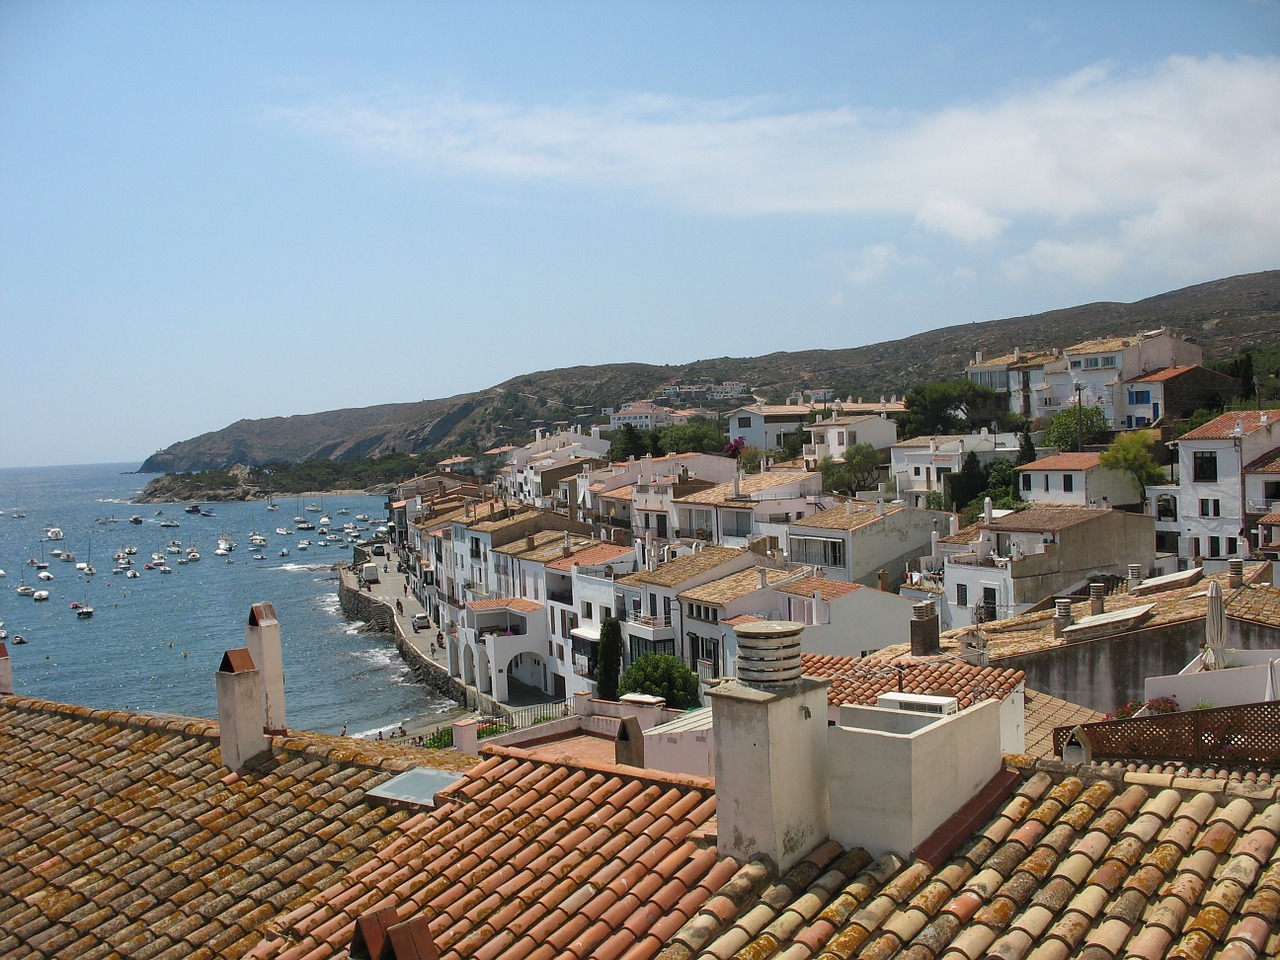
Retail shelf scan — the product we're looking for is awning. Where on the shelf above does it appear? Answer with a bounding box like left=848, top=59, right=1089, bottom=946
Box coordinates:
left=570, top=625, right=601, bottom=643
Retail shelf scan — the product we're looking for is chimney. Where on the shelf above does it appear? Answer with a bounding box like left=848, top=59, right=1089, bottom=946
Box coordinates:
left=733, top=471, right=741, bottom=498
left=878, top=568, right=889, bottom=592
left=216, top=648, right=268, bottom=770
left=1228, top=558, right=1244, bottom=589
left=708, top=621, right=830, bottom=873
left=876, top=498, right=885, bottom=516
left=983, top=497, right=994, bottom=525
left=910, top=601, right=941, bottom=656
left=246, top=602, right=286, bottom=735
left=975, top=350, right=984, bottom=364
left=1013, top=347, right=1021, bottom=361
left=0, top=642, right=12, bottom=696
left=525, top=535, right=534, bottom=551
left=757, top=567, right=768, bottom=590
left=949, top=515, right=960, bottom=536
left=1127, top=563, right=1143, bottom=594
left=1089, top=582, right=1105, bottom=616
left=1053, top=598, right=1074, bottom=638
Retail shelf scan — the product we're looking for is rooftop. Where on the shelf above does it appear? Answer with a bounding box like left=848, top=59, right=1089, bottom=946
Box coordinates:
left=1017, top=452, right=1103, bottom=472
left=674, top=470, right=816, bottom=506
left=791, top=501, right=904, bottom=532
left=1181, top=410, right=1279, bottom=441
left=677, top=566, right=796, bottom=605
left=616, top=545, right=744, bottom=588
left=799, top=652, right=1025, bottom=711
left=0, top=694, right=475, bottom=960
left=777, top=575, right=866, bottom=601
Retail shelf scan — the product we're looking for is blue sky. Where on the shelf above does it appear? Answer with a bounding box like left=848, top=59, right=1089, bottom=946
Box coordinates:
left=2, top=1, right=1278, bottom=468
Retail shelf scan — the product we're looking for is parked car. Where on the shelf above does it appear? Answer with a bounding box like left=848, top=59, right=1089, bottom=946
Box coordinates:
left=412, top=613, right=430, bottom=633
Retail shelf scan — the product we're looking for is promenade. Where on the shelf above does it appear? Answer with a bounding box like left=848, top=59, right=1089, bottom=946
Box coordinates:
left=339, top=554, right=474, bottom=742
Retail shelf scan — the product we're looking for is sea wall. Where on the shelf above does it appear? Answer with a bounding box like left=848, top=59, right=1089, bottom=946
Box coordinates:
left=337, top=579, right=467, bottom=706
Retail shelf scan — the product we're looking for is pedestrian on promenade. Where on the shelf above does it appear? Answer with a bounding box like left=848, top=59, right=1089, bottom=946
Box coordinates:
left=403, top=583, right=407, bottom=596
left=396, top=599, right=403, bottom=614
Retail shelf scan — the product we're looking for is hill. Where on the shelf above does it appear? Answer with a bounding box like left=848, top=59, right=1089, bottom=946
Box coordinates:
left=140, top=270, right=1280, bottom=473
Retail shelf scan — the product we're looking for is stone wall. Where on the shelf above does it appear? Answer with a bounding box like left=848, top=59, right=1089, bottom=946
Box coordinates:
left=337, top=579, right=466, bottom=707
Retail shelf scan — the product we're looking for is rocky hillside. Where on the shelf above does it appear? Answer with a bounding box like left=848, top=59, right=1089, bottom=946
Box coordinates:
left=141, top=270, right=1280, bottom=473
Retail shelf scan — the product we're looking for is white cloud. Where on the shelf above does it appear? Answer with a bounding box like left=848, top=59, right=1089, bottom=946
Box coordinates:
left=275, top=54, right=1280, bottom=282
left=831, top=244, right=904, bottom=285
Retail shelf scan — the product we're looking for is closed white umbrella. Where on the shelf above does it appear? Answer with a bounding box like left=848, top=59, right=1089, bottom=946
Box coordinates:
left=1203, top=580, right=1227, bottom=670
left=1266, top=658, right=1277, bottom=701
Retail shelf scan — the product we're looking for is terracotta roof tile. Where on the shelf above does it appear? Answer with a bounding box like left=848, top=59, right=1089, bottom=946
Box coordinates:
left=616, top=546, right=745, bottom=588
left=1016, top=453, right=1103, bottom=472
left=800, top=652, right=1025, bottom=710
left=0, top=695, right=475, bottom=960
left=1181, top=410, right=1279, bottom=441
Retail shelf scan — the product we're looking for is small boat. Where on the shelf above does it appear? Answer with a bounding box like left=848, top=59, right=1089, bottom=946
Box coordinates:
left=45, top=527, right=64, bottom=540
left=337, top=508, right=350, bottom=516
left=60, top=552, right=76, bottom=563
left=159, top=566, right=172, bottom=574
left=76, top=606, right=94, bottom=618
left=129, top=516, right=144, bottom=525
left=13, top=635, right=26, bottom=644
left=279, top=548, right=289, bottom=556
left=159, top=519, right=180, bottom=528
left=186, top=551, right=201, bottom=562
left=184, top=504, right=202, bottom=513
left=16, top=584, right=34, bottom=596
left=33, top=590, right=50, bottom=601
left=319, top=515, right=332, bottom=526
left=217, top=534, right=235, bottom=552
left=252, top=554, right=266, bottom=560
left=305, top=503, right=322, bottom=513
left=37, top=571, right=53, bottom=581
left=296, top=521, right=315, bottom=531
left=0, top=569, right=5, bottom=578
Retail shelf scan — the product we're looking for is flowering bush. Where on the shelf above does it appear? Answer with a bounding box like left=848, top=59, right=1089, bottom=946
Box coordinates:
left=1105, top=695, right=1179, bottom=720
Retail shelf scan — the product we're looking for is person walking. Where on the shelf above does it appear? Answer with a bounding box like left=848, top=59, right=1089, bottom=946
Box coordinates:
left=402, top=583, right=407, bottom=596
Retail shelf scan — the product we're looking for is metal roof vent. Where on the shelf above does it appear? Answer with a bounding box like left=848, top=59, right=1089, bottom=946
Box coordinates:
left=732, top=620, right=805, bottom=686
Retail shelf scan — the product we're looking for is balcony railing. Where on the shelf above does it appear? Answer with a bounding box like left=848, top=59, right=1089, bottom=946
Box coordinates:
left=628, top=613, right=672, bottom=629
left=1246, top=499, right=1280, bottom=514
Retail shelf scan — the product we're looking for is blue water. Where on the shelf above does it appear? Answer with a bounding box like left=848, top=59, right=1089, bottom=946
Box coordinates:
left=0, top=463, right=454, bottom=736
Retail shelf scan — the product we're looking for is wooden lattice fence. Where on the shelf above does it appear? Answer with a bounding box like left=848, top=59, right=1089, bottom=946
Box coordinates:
left=1053, top=702, right=1280, bottom=767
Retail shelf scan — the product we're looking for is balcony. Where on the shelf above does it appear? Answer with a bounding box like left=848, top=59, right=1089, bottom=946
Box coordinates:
left=1247, top=499, right=1280, bottom=514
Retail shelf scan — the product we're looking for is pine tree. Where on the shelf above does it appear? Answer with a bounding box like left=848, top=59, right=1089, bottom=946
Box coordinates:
left=596, top=617, right=623, bottom=701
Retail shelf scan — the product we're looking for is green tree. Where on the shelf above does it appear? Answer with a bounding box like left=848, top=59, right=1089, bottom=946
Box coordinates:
left=1099, top=432, right=1164, bottom=505
left=816, top=444, right=881, bottom=495
left=595, top=617, right=623, bottom=700
left=947, top=451, right=987, bottom=510
left=619, top=654, right=701, bottom=709
left=1044, top=405, right=1109, bottom=452
left=777, top=427, right=807, bottom=462
left=657, top=417, right=725, bottom=454
left=1016, top=432, right=1038, bottom=466
left=608, top=423, right=649, bottom=462
left=901, top=381, right=1004, bottom=438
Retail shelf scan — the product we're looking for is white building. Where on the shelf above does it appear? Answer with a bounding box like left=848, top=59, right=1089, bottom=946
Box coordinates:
left=802, top=412, right=898, bottom=470
left=890, top=430, right=1023, bottom=508
left=608, top=401, right=673, bottom=431
left=1015, top=452, right=1141, bottom=508
left=727, top=403, right=813, bottom=452
left=1175, top=410, right=1280, bottom=563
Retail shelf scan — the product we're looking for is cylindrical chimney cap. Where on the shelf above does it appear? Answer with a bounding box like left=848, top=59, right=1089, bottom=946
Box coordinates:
left=912, top=600, right=936, bottom=620
left=1055, top=598, right=1073, bottom=618
left=733, top=620, right=805, bottom=686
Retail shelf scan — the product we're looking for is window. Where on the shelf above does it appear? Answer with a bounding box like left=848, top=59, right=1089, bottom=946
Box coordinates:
left=1070, top=360, right=1082, bottom=369
left=737, top=416, right=751, bottom=428
left=581, top=601, right=593, bottom=619
left=1226, top=537, right=1238, bottom=555
left=724, top=510, right=752, bottom=537
left=956, top=583, right=968, bottom=606
left=1199, top=498, right=1221, bottom=517
left=1044, top=475, right=1050, bottom=492
left=1084, top=357, right=1100, bottom=369
left=1209, top=536, right=1221, bottom=558
left=1193, top=451, right=1218, bottom=482
left=914, top=466, right=922, bottom=476
left=1063, top=474, right=1074, bottom=493
left=1101, top=356, right=1116, bottom=368
left=790, top=537, right=845, bottom=568
left=1129, top=389, right=1151, bottom=404
left=1021, top=474, right=1032, bottom=492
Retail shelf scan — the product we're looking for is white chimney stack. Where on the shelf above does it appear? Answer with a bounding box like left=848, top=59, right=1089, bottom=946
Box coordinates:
left=0, top=642, right=12, bottom=696
left=245, top=602, right=286, bottom=735
left=216, top=648, right=268, bottom=770
left=709, top=622, right=830, bottom=873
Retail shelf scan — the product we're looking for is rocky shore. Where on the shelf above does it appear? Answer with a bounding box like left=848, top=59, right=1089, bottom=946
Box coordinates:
left=133, top=469, right=390, bottom=504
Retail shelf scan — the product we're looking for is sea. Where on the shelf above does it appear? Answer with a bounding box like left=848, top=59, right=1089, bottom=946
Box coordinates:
left=0, top=462, right=457, bottom=738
